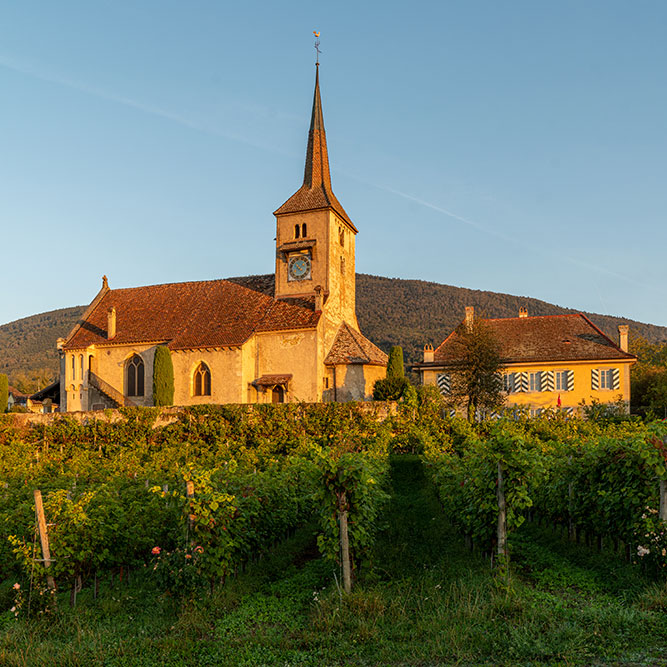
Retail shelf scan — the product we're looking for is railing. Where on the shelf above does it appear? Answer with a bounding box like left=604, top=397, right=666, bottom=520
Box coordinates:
left=88, top=372, right=138, bottom=408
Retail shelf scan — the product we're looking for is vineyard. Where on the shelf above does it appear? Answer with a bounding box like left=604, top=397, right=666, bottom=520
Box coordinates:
left=2, top=396, right=667, bottom=664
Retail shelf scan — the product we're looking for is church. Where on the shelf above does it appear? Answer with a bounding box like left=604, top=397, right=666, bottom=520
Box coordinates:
left=57, top=64, right=387, bottom=411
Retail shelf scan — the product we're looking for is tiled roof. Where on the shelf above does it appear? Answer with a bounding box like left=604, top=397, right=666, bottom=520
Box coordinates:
left=274, top=66, right=357, bottom=232
left=8, top=386, right=28, bottom=398
left=64, top=279, right=320, bottom=351
left=325, top=322, right=388, bottom=366
left=252, top=374, right=292, bottom=387
left=430, top=314, right=635, bottom=365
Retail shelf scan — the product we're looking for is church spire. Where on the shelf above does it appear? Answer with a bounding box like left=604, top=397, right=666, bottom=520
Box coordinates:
left=303, top=64, right=331, bottom=190
left=274, top=65, right=357, bottom=231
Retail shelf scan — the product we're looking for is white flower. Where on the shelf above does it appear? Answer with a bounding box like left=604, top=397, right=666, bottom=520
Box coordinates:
left=637, top=545, right=650, bottom=557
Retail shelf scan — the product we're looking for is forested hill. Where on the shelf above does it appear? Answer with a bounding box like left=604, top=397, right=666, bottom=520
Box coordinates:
left=2, top=274, right=666, bottom=384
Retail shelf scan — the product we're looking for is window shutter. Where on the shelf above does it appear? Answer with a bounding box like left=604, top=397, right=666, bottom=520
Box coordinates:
left=564, top=407, right=573, bottom=416
left=612, top=368, right=620, bottom=390
left=519, top=371, right=528, bottom=393
left=436, top=373, right=451, bottom=395
left=566, top=370, right=574, bottom=392
left=591, top=368, right=599, bottom=390
left=543, top=371, right=554, bottom=392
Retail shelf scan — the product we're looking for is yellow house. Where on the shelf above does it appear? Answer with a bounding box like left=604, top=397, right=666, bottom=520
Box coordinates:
left=57, top=64, right=387, bottom=412
left=416, top=306, right=636, bottom=415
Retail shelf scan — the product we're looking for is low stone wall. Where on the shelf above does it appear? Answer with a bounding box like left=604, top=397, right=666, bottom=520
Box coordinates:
left=4, top=401, right=398, bottom=429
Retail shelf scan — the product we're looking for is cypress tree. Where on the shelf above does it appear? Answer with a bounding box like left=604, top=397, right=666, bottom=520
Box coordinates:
left=152, top=346, right=174, bottom=407
left=386, top=346, right=405, bottom=379
left=0, top=374, right=8, bottom=413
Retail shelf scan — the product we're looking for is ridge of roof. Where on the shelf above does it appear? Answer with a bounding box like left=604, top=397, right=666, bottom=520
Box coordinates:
left=274, top=65, right=357, bottom=232
left=63, top=277, right=321, bottom=351
left=432, top=312, right=635, bottom=365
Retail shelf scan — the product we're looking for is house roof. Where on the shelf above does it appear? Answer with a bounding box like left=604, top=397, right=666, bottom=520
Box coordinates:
left=63, top=278, right=321, bottom=351
left=273, top=65, right=357, bottom=232
left=8, top=386, right=28, bottom=398
left=426, top=313, right=635, bottom=366
left=252, top=374, right=292, bottom=387
left=325, top=322, right=388, bottom=366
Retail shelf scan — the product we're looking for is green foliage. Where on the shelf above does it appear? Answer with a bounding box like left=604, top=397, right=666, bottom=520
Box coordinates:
left=386, top=346, right=404, bottom=379
left=312, top=446, right=390, bottom=578
left=152, top=346, right=174, bottom=407
left=0, top=374, right=7, bottom=413
left=446, top=319, right=504, bottom=421
left=372, top=376, right=408, bottom=401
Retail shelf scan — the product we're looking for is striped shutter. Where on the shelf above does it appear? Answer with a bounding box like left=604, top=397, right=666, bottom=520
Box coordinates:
left=503, top=373, right=513, bottom=393
left=566, top=370, right=574, bottom=392
left=436, top=373, right=451, bottom=395
left=612, top=368, right=620, bottom=390
left=518, top=371, right=529, bottom=393
left=543, top=371, right=554, bottom=392
left=564, top=407, right=574, bottom=416
left=591, top=368, right=599, bottom=390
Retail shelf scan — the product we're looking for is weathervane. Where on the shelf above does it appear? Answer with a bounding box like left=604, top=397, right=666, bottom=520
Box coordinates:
left=313, top=31, right=321, bottom=65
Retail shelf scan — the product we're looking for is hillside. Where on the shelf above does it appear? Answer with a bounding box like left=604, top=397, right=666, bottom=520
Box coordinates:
left=1, top=274, right=666, bottom=381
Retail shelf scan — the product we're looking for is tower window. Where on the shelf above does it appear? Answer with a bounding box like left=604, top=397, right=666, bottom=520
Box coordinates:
left=71, top=355, right=76, bottom=380
left=339, top=227, right=345, bottom=246
left=301, top=223, right=307, bottom=237
left=294, top=224, right=300, bottom=239
left=340, top=256, right=346, bottom=274
left=193, top=362, right=212, bottom=396
left=126, top=354, right=145, bottom=397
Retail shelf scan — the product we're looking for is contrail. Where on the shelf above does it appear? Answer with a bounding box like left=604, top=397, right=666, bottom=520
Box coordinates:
left=0, top=54, right=284, bottom=156
left=372, top=182, right=654, bottom=292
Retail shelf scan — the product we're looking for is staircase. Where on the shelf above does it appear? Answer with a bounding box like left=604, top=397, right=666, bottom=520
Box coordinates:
left=88, top=372, right=138, bottom=408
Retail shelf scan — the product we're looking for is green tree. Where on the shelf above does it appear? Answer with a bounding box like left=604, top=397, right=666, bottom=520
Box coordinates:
left=386, top=346, right=405, bottom=379
left=152, top=346, right=174, bottom=407
left=0, top=373, right=8, bottom=413
left=447, top=319, right=504, bottom=422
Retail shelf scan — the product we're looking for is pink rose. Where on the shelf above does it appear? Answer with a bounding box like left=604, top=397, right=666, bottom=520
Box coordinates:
left=151, top=546, right=161, bottom=555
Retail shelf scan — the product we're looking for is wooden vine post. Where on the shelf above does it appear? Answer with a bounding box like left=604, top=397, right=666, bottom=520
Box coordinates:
left=338, top=491, right=352, bottom=594
left=496, top=461, right=507, bottom=560
left=186, top=480, right=195, bottom=546
left=34, top=489, right=56, bottom=591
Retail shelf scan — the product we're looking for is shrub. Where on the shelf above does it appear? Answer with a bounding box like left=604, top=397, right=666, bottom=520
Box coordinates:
left=153, top=346, right=174, bottom=407
left=373, top=376, right=408, bottom=401
left=0, top=374, right=8, bottom=413
left=386, top=346, right=404, bottom=379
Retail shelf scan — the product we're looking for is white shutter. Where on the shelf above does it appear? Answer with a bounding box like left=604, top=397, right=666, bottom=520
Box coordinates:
left=612, top=368, right=620, bottom=390
left=436, top=373, right=451, bottom=395
left=591, top=368, right=599, bottom=391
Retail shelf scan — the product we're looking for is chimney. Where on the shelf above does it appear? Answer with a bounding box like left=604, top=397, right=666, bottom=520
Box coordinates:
left=108, top=308, right=117, bottom=340
left=314, top=285, right=323, bottom=312
left=465, top=306, right=474, bottom=332
left=423, top=344, right=434, bottom=363
left=519, top=307, right=528, bottom=318
left=618, top=324, right=629, bottom=352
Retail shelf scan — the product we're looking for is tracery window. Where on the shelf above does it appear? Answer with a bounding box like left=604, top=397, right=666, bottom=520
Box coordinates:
left=126, top=354, right=144, bottom=397
left=193, top=362, right=212, bottom=397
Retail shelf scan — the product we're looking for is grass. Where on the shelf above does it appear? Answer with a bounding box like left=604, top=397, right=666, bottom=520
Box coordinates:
left=3, top=456, right=667, bottom=665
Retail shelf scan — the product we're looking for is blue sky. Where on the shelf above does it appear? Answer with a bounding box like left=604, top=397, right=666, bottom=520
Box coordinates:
left=1, top=1, right=666, bottom=328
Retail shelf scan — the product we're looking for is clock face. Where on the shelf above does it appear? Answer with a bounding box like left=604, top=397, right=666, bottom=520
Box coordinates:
left=288, top=254, right=311, bottom=281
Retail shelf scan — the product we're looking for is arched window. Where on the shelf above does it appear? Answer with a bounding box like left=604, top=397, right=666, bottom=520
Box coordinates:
left=79, top=354, right=84, bottom=380
left=294, top=224, right=300, bottom=239
left=272, top=385, right=285, bottom=404
left=71, top=355, right=76, bottom=380
left=301, top=223, right=307, bottom=237
left=339, top=227, right=345, bottom=246
left=193, top=362, right=211, bottom=396
left=126, top=354, right=145, bottom=397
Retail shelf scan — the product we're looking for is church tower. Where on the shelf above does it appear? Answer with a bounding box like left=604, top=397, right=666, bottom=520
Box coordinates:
left=273, top=64, right=358, bottom=328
